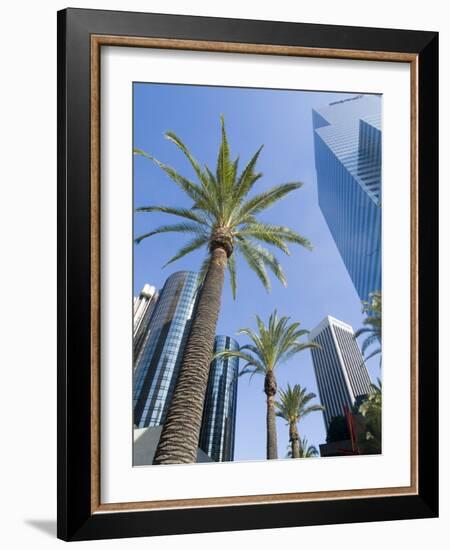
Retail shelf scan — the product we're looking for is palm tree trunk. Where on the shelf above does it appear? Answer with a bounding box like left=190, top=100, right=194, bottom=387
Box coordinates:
left=153, top=247, right=228, bottom=464
left=290, top=423, right=300, bottom=458
left=265, top=371, right=278, bottom=460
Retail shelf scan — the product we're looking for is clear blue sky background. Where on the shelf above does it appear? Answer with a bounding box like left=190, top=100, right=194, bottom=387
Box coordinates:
left=133, top=82, right=380, bottom=462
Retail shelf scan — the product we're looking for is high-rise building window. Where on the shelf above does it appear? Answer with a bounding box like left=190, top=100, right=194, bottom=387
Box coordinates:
left=199, top=336, right=239, bottom=462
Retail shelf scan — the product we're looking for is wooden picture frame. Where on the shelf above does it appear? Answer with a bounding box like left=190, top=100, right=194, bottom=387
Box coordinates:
left=57, top=8, right=438, bottom=541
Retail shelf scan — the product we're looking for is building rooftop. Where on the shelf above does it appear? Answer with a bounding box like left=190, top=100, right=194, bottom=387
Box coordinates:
left=309, top=315, right=355, bottom=341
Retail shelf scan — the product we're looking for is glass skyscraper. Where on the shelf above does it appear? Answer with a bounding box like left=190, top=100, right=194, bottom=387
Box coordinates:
left=309, top=316, right=373, bottom=428
left=199, top=336, right=239, bottom=462
left=312, top=94, right=382, bottom=301
left=133, top=284, right=159, bottom=361
left=133, top=271, right=199, bottom=428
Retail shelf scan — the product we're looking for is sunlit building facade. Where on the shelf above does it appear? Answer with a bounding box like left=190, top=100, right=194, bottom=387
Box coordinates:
left=309, top=316, right=373, bottom=428
left=199, top=336, right=239, bottom=462
left=133, top=284, right=159, bottom=361
left=312, top=94, right=382, bottom=301
left=133, top=271, right=199, bottom=428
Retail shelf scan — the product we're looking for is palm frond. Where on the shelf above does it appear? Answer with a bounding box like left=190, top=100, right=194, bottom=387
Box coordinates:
left=230, top=157, right=239, bottom=185
left=135, top=222, right=206, bottom=244
left=243, top=224, right=313, bottom=251
left=163, top=234, right=210, bottom=266
left=354, top=327, right=373, bottom=338
left=237, top=239, right=271, bottom=292
left=234, top=145, right=264, bottom=201
left=213, top=349, right=264, bottom=373
left=237, top=223, right=291, bottom=255
left=204, top=164, right=217, bottom=186
left=364, top=347, right=382, bottom=361
left=361, top=332, right=379, bottom=355
left=250, top=244, right=287, bottom=287
left=234, top=182, right=303, bottom=222
left=299, top=437, right=319, bottom=458
left=283, top=341, right=319, bottom=362
left=216, top=115, right=233, bottom=187
left=196, top=255, right=210, bottom=290
left=228, top=251, right=237, bottom=299
left=164, top=131, right=209, bottom=188
left=355, top=291, right=382, bottom=361
left=300, top=404, right=325, bottom=416
left=239, top=343, right=266, bottom=366
left=136, top=205, right=210, bottom=226
left=134, top=147, right=208, bottom=205
left=239, top=364, right=267, bottom=383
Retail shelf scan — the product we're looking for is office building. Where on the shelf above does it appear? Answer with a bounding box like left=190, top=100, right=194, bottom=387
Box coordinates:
left=133, top=284, right=159, bottom=361
left=309, top=316, right=373, bottom=428
left=133, top=271, right=199, bottom=428
left=312, top=94, right=382, bottom=301
left=199, top=335, right=239, bottom=462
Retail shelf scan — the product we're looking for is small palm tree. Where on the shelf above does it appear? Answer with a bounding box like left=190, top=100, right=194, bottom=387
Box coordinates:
left=276, top=384, right=323, bottom=459
left=217, top=311, right=317, bottom=460
left=135, top=117, right=312, bottom=464
left=299, top=437, right=319, bottom=458
left=285, top=437, right=319, bottom=458
left=355, top=291, right=382, bottom=362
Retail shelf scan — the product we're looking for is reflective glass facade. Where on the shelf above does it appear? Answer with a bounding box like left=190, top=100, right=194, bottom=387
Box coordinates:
left=199, top=336, right=239, bottom=462
left=309, top=316, right=373, bottom=428
left=133, top=271, right=199, bottom=428
left=313, top=95, right=382, bottom=301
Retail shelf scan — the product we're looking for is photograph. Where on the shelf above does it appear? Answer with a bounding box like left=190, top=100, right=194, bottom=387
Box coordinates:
left=132, top=83, right=383, bottom=466
left=53, top=6, right=439, bottom=541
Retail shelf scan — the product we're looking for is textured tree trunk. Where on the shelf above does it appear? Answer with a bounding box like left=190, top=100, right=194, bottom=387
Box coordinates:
left=153, top=247, right=228, bottom=464
left=290, top=423, right=300, bottom=459
left=265, top=371, right=278, bottom=460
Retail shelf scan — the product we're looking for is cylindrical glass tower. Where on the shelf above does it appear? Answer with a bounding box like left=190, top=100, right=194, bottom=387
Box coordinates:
left=199, top=335, right=239, bottom=462
left=133, top=271, right=199, bottom=428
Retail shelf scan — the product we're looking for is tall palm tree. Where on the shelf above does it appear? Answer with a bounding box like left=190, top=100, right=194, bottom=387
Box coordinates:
left=276, top=383, right=323, bottom=459
left=285, top=437, right=319, bottom=458
left=135, top=117, right=312, bottom=464
left=355, top=291, right=382, bottom=361
left=217, top=311, right=317, bottom=459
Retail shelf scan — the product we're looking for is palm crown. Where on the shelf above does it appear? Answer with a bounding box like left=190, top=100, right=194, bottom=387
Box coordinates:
left=286, top=437, right=319, bottom=458
left=276, top=383, right=322, bottom=460
left=275, top=383, right=323, bottom=425
left=298, top=437, right=319, bottom=458
left=355, top=291, right=382, bottom=360
left=224, top=310, right=316, bottom=378
left=134, top=116, right=312, bottom=298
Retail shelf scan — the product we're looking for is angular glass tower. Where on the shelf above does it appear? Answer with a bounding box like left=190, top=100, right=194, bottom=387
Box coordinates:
left=309, top=316, right=373, bottom=428
left=133, top=271, right=199, bottom=428
left=133, top=283, right=159, bottom=361
left=199, top=335, right=239, bottom=462
left=313, top=94, right=382, bottom=301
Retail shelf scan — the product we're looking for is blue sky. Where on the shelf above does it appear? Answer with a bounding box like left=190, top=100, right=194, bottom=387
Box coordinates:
left=133, top=82, right=380, bottom=461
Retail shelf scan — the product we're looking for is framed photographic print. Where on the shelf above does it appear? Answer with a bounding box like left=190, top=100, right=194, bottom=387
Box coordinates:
left=57, top=8, right=438, bottom=541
